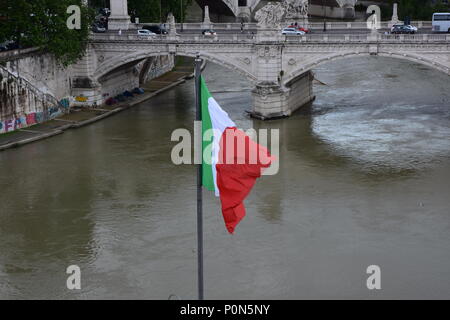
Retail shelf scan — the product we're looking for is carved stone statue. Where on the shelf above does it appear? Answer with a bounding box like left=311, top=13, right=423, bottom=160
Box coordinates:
left=255, top=0, right=309, bottom=29
left=255, top=2, right=286, bottom=28
left=167, top=12, right=176, bottom=35
left=285, top=0, right=309, bottom=19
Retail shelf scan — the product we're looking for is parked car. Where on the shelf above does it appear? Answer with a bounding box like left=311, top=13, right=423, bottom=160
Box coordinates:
left=137, top=29, right=156, bottom=37
left=281, top=27, right=305, bottom=35
left=0, top=42, right=8, bottom=51
left=92, top=24, right=106, bottom=33
left=202, top=29, right=217, bottom=36
left=391, top=24, right=417, bottom=34
left=143, top=25, right=168, bottom=35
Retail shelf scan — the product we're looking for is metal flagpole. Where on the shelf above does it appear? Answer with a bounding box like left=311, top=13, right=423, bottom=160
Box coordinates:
left=194, top=55, right=204, bottom=300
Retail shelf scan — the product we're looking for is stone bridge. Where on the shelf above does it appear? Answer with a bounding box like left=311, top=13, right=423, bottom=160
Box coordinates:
left=73, top=31, right=450, bottom=119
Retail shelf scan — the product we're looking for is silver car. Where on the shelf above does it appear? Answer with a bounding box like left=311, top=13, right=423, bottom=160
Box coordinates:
left=390, top=24, right=418, bottom=33
left=137, top=29, right=156, bottom=38
left=281, top=27, right=306, bottom=35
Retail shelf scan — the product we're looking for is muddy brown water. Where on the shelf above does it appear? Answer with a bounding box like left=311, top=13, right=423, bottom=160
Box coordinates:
left=0, top=56, right=449, bottom=299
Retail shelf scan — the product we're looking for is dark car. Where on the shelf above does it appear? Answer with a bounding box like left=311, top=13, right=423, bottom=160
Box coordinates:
left=391, top=25, right=416, bottom=34
left=0, top=43, right=8, bottom=51
left=143, top=25, right=168, bottom=35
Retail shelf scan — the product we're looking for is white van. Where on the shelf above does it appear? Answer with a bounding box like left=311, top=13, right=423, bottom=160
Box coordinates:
left=432, top=13, right=450, bottom=33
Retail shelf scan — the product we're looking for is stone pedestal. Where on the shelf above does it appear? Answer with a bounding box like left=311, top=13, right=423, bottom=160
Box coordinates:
left=108, top=0, right=131, bottom=30
left=368, top=30, right=379, bottom=42
left=202, top=6, right=212, bottom=29
left=167, top=12, right=179, bottom=40
left=388, top=3, right=402, bottom=28
left=252, top=82, right=290, bottom=119
left=237, top=7, right=251, bottom=22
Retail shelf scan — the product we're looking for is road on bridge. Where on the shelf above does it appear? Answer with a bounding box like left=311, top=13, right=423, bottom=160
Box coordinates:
left=113, top=27, right=434, bottom=36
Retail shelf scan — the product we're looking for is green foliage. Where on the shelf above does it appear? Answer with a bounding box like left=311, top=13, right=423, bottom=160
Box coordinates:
left=0, top=0, right=94, bottom=67
left=129, top=0, right=193, bottom=23
left=385, top=0, right=449, bottom=21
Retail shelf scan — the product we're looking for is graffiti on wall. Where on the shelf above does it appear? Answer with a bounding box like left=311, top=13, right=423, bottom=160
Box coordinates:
left=0, top=97, right=71, bottom=134
left=0, top=112, right=41, bottom=133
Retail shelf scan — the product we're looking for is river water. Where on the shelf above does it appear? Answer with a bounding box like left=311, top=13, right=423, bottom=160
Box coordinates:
left=0, top=57, right=449, bottom=299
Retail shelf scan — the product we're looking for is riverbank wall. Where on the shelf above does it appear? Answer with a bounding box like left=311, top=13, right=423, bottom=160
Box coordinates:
left=0, top=64, right=68, bottom=134
left=0, top=57, right=199, bottom=152
left=0, top=51, right=174, bottom=135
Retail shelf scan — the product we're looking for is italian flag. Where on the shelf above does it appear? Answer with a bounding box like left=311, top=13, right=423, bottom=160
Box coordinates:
left=200, top=77, right=274, bottom=234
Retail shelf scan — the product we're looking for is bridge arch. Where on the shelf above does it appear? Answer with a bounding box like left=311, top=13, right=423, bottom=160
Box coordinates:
left=284, top=51, right=450, bottom=86
left=94, top=50, right=258, bottom=84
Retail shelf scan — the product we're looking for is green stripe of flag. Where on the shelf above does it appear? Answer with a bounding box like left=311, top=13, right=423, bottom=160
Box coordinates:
left=200, top=76, right=215, bottom=191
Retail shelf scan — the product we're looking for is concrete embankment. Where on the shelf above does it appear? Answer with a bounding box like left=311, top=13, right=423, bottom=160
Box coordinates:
left=0, top=58, right=202, bottom=152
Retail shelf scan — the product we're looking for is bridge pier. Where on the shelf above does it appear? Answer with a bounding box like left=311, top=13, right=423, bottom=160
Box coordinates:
left=71, top=79, right=103, bottom=106
left=251, top=71, right=315, bottom=120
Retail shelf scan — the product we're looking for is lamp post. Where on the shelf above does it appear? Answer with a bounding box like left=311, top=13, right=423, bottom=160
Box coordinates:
left=322, top=0, right=326, bottom=32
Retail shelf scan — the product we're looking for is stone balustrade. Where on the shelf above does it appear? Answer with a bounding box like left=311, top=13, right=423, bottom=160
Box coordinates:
left=90, top=32, right=450, bottom=44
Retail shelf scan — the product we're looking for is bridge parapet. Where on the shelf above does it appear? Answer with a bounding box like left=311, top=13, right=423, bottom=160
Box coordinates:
left=133, top=21, right=433, bottom=31
left=90, top=32, right=450, bottom=43
left=307, top=21, right=433, bottom=30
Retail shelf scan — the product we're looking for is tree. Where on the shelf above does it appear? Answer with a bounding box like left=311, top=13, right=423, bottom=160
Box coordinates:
left=0, top=0, right=94, bottom=67
left=385, top=0, right=449, bottom=21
